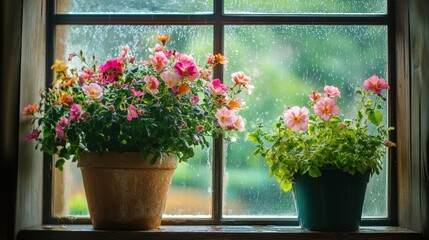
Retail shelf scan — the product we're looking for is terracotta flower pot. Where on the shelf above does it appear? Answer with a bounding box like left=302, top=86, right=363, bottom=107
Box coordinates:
left=78, top=152, right=178, bottom=230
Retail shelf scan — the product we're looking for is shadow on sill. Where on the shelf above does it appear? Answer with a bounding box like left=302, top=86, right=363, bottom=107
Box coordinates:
left=17, top=225, right=422, bottom=240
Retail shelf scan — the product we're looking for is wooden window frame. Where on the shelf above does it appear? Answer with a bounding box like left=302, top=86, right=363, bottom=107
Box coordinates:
left=15, top=0, right=429, bottom=239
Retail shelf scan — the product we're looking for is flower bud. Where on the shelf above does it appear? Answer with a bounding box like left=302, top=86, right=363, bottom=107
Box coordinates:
left=384, top=140, right=396, bottom=147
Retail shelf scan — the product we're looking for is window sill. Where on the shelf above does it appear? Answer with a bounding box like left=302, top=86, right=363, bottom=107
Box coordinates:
left=17, top=225, right=422, bottom=240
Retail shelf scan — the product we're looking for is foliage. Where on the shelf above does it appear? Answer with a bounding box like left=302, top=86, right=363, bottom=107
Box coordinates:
left=23, top=36, right=253, bottom=170
left=249, top=76, right=394, bottom=192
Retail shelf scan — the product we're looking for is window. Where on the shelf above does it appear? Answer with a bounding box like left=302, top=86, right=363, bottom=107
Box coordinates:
left=45, top=0, right=394, bottom=225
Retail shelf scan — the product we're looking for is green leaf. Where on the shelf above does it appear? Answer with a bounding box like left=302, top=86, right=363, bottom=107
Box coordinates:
left=149, top=154, right=159, bottom=164
left=364, top=100, right=373, bottom=107
left=309, top=167, right=321, bottom=177
left=357, top=111, right=363, bottom=121
left=329, top=116, right=341, bottom=123
left=247, top=132, right=259, bottom=142
left=281, top=180, right=292, bottom=192
left=367, top=110, right=383, bottom=126
left=55, top=159, right=66, bottom=171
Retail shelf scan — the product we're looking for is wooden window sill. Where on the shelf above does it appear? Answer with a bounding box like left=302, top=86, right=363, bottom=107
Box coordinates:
left=17, top=225, right=422, bottom=240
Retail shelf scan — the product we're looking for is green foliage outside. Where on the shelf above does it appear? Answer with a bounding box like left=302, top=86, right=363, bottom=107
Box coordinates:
left=69, top=194, right=88, bottom=216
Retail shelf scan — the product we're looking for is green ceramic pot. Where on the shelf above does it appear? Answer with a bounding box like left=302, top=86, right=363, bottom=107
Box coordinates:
left=293, top=168, right=370, bottom=231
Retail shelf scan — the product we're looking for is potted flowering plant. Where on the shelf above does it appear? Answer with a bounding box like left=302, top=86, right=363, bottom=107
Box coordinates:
left=249, top=75, right=394, bottom=231
left=22, top=35, right=253, bottom=230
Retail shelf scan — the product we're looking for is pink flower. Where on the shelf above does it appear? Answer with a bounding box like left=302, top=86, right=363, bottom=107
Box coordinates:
left=216, top=107, right=237, bottom=128
left=70, top=104, right=83, bottom=121
left=309, top=91, right=322, bottom=101
left=232, top=71, right=254, bottom=94
left=190, top=96, right=199, bottom=104
left=60, top=117, right=70, bottom=126
left=99, top=58, right=124, bottom=83
left=174, top=60, right=199, bottom=80
left=130, top=88, right=144, bottom=97
left=129, top=57, right=135, bottom=64
left=233, top=116, right=245, bottom=132
left=79, top=72, right=92, bottom=85
left=68, top=53, right=76, bottom=61
left=127, top=104, right=138, bottom=121
left=22, top=103, right=38, bottom=115
left=153, top=43, right=163, bottom=52
left=363, top=75, right=390, bottom=94
left=25, top=130, right=40, bottom=141
left=55, top=117, right=69, bottom=142
left=313, top=97, right=340, bottom=121
left=160, top=70, right=182, bottom=88
left=199, top=69, right=213, bottom=81
left=232, top=71, right=251, bottom=85
left=149, top=51, right=169, bottom=72
left=122, top=45, right=130, bottom=55
left=207, top=54, right=215, bottom=65
left=82, top=83, right=103, bottom=99
left=144, top=76, right=160, bottom=95
left=163, top=50, right=174, bottom=58
left=175, top=53, right=195, bottom=62
left=197, top=125, right=204, bottom=132
left=283, top=106, right=309, bottom=132
left=55, top=125, right=66, bottom=142
left=208, top=79, right=228, bottom=95
left=243, top=84, right=255, bottom=94
left=118, top=45, right=130, bottom=64
left=324, top=85, right=341, bottom=98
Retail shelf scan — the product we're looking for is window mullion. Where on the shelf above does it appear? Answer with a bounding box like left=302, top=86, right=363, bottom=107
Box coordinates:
left=213, top=0, right=224, bottom=224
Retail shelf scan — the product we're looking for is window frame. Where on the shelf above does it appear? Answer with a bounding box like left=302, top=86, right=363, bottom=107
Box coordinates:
left=43, top=0, right=397, bottom=226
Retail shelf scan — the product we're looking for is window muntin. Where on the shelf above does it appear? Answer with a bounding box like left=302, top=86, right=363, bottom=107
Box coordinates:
left=55, top=0, right=213, bottom=14
left=47, top=0, right=393, bottom=224
left=224, top=0, right=387, bottom=15
left=223, top=25, right=388, bottom=218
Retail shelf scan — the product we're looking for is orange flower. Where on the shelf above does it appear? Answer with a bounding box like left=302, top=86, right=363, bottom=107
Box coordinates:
left=157, top=35, right=171, bottom=45
left=59, top=92, right=73, bottom=106
left=60, top=76, right=76, bottom=87
left=177, top=82, right=190, bottom=94
left=22, top=103, right=39, bottom=115
left=215, top=53, right=228, bottom=65
left=228, top=99, right=242, bottom=110
left=177, top=83, right=190, bottom=96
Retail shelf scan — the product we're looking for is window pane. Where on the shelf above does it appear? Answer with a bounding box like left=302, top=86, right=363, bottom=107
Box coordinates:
left=223, top=25, right=388, bottom=218
left=225, top=0, right=387, bottom=14
left=53, top=25, right=213, bottom=218
left=56, top=0, right=213, bottom=14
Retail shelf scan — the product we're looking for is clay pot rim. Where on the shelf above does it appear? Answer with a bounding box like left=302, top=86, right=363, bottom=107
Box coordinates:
left=77, top=152, right=179, bottom=169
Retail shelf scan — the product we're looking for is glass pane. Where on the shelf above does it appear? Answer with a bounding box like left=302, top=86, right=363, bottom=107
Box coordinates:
left=53, top=25, right=213, bottom=218
left=56, top=0, right=213, bottom=14
left=225, top=0, right=387, bottom=14
left=223, top=25, right=388, bottom=218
